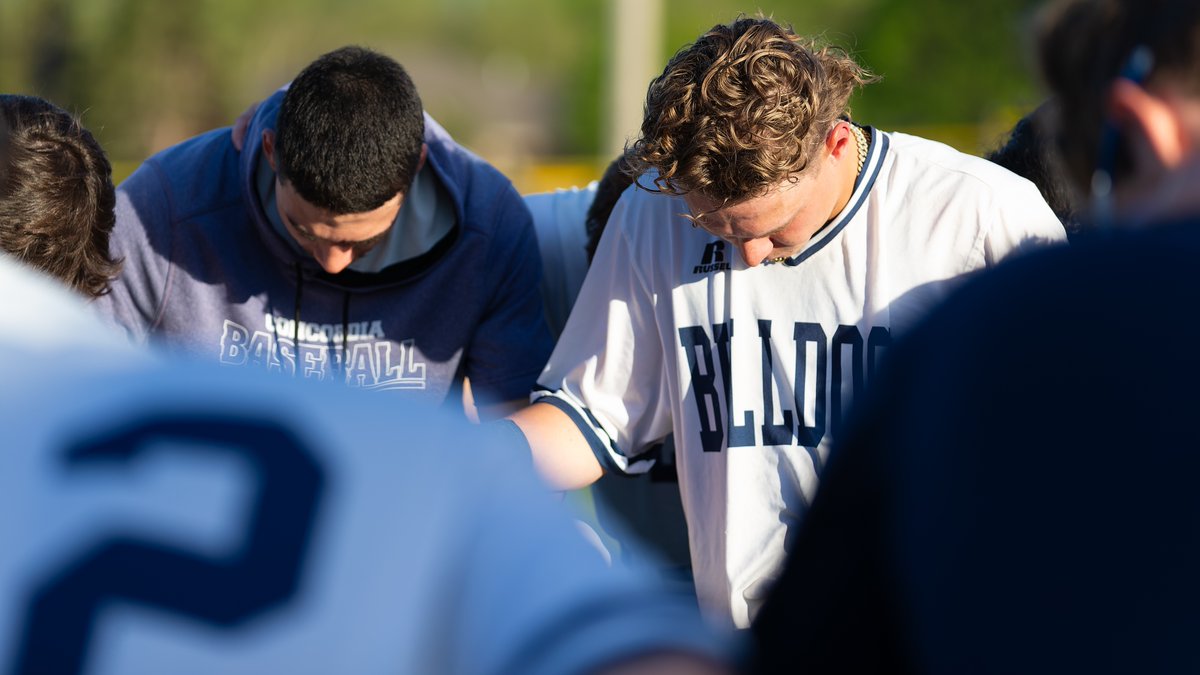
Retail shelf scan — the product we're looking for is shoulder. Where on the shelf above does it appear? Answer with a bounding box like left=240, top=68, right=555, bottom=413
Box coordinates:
left=2, top=350, right=728, bottom=672
left=524, top=185, right=596, bottom=265
left=616, top=178, right=712, bottom=260
left=0, top=255, right=137, bottom=356
left=122, top=128, right=245, bottom=225
left=585, top=176, right=714, bottom=284
left=422, top=116, right=526, bottom=230
left=874, top=130, right=1064, bottom=253
left=611, top=176, right=692, bottom=238
left=524, top=184, right=598, bottom=238
left=882, top=131, right=1044, bottom=203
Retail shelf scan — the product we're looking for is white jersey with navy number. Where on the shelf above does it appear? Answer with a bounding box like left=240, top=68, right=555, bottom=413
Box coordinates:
left=533, top=127, right=1068, bottom=628
left=0, top=263, right=727, bottom=674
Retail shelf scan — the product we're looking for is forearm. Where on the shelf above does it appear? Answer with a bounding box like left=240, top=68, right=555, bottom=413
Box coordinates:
left=507, top=401, right=604, bottom=490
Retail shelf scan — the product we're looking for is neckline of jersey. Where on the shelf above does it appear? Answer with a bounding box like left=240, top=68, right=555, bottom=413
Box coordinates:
left=775, top=126, right=888, bottom=268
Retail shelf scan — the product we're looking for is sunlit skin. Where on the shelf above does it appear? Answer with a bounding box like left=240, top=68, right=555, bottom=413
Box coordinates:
left=683, top=121, right=862, bottom=267
left=1105, top=79, right=1200, bottom=220
left=262, top=130, right=424, bottom=274
left=274, top=183, right=401, bottom=274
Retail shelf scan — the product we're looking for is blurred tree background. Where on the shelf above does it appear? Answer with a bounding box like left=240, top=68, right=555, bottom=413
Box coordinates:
left=0, top=0, right=1048, bottom=191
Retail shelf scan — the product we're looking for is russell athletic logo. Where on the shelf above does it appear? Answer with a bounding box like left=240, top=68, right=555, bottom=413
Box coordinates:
left=693, top=240, right=731, bottom=274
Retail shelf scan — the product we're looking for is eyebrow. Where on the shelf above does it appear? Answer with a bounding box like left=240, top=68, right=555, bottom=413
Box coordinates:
left=764, top=221, right=791, bottom=238
left=282, top=210, right=388, bottom=247
left=692, top=211, right=790, bottom=240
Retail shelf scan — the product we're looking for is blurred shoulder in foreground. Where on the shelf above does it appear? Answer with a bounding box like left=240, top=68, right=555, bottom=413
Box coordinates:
left=0, top=254, right=731, bottom=675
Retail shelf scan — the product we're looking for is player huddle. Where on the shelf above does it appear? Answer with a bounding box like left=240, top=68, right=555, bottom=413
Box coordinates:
left=3, top=0, right=1200, bottom=672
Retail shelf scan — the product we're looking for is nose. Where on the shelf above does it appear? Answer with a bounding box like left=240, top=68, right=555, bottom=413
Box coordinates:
left=311, top=243, right=356, bottom=274
left=736, top=238, right=775, bottom=267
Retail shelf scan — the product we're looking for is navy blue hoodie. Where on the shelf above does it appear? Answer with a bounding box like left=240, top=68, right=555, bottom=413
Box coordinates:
left=96, top=92, right=553, bottom=406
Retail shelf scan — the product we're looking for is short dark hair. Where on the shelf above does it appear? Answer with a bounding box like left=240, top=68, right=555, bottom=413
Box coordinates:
left=585, top=153, right=635, bottom=264
left=0, top=95, right=120, bottom=298
left=275, top=46, right=425, bottom=214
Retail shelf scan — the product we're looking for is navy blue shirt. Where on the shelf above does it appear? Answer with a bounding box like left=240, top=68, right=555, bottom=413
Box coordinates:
left=751, top=221, right=1200, bottom=673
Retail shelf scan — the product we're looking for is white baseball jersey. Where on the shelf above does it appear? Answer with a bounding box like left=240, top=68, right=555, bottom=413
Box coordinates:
left=0, top=259, right=728, bottom=674
left=533, top=127, right=1068, bottom=628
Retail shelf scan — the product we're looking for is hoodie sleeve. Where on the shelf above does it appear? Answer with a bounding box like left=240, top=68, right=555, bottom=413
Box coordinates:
left=91, top=160, right=175, bottom=344
left=463, top=186, right=555, bottom=405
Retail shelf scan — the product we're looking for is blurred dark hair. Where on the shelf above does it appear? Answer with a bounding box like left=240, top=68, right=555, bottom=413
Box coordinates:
left=0, top=94, right=120, bottom=298
left=1037, top=0, right=1200, bottom=193
left=275, top=46, right=425, bottom=214
left=985, top=102, right=1083, bottom=239
left=585, top=154, right=635, bottom=263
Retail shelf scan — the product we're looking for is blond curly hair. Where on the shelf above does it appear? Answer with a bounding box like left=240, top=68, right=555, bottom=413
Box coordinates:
left=627, top=17, right=875, bottom=205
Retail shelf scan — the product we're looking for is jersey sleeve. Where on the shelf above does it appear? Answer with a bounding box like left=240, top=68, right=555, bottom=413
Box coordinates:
left=533, top=192, right=674, bottom=476
left=981, top=176, right=1069, bottom=265
left=462, top=187, right=556, bottom=405
left=91, top=161, right=175, bottom=344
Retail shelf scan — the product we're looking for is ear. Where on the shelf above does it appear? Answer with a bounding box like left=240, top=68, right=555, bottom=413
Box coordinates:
left=415, top=143, right=429, bottom=174
left=1107, top=79, right=1190, bottom=170
left=825, top=121, right=855, bottom=162
left=396, top=144, right=429, bottom=202
left=262, top=129, right=277, bottom=172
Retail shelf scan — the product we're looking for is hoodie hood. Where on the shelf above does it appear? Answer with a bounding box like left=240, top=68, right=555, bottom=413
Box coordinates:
left=239, top=91, right=468, bottom=294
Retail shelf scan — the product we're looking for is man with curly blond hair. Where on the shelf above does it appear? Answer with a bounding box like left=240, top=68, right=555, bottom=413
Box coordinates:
left=508, top=17, right=1066, bottom=627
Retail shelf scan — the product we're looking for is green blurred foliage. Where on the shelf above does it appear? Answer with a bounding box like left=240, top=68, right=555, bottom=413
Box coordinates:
left=0, top=0, right=1048, bottom=167
left=851, top=0, right=1047, bottom=147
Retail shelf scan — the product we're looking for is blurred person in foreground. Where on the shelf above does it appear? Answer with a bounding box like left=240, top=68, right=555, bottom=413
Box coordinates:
left=749, top=0, right=1200, bottom=672
left=0, top=251, right=732, bottom=675
left=96, top=46, right=551, bottom=419
left=507, top=16, right=1067, bottom=629
left=0, top=94, right=121, bottom=297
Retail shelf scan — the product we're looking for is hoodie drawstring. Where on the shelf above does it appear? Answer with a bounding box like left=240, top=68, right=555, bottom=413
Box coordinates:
left=341, top=292, right=350, bottom=377
left=291, top=262, right=350, bottom=380
left=293, top=263, right=303, bottom=371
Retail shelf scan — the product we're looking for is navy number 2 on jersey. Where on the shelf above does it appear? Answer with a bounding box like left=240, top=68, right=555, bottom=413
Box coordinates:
left=10, top=414, right=326, bottom=675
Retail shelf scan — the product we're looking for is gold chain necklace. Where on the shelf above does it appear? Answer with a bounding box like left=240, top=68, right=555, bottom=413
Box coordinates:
left=769, top=124, right=868, bottom=264
left=851, top=122, right=868, bottom=175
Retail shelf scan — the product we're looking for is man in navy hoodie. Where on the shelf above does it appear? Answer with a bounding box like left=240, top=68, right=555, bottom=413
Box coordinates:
left=96, top=46, right=552, bottom=418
